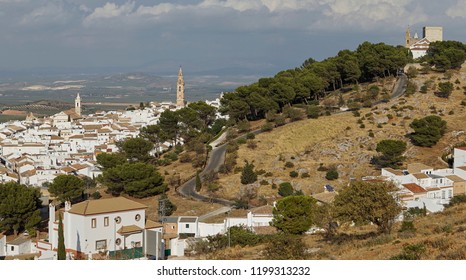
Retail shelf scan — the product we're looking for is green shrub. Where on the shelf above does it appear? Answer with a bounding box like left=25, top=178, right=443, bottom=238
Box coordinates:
left=265, top=172, right=273, bottom=177
left=285, top=161, right=294, bottom=168
left=278, top=182, right=294, bottom=197
left=246, top=133, right=255, bottom=140
left=301, top=172, right=310, bottom=178
left=236, top=138, right=247, bottom=145
left=317, top=164, right=328, bottom=172
left=289, top=171, right=299, bottom=178
left=261, top=123, right=273, bottom=132
left=325, top=169, right=339, bottom=180
left=260, top=180, right=269, bottom=186
left=91, top=191, right=102, bottom=200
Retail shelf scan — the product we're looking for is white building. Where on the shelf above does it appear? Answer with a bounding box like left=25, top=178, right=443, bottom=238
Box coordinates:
left=46, top=197, right=163, bottom=260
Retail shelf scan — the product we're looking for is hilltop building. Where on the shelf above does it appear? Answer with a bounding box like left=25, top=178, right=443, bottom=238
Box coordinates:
left=405, top=26, right=443, bottom=59
left=75, top=93, right=81, bottom=117
left=176, top=67, right=186, bottom=107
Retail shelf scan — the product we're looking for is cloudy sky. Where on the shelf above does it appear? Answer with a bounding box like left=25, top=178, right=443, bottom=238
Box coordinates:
left=0, top=0, right=465, bottom=76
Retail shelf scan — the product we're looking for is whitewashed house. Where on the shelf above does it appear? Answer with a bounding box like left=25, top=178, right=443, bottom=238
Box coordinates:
left=46, top=197, right=163, bottom=259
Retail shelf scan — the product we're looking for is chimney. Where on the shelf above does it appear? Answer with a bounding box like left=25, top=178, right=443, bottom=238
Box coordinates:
left=65, top=201, right=71, bottom=212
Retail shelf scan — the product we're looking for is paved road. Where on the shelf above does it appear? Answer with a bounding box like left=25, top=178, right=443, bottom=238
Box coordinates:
left=177, top=141, right=234, bottom=206
left=177, top=74, right=407, bottom=205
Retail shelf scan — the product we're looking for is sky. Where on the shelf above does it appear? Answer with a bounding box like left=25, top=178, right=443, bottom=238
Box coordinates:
left=0, top=0, right=465, bottom=76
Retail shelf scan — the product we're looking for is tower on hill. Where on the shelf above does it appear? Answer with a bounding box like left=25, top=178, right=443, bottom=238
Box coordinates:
left=75, top=93, right=81, bottom=117
left=176, top=67, right=186, bottom=107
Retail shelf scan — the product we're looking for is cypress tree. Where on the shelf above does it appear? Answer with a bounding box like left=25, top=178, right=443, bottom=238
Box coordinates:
left=195, top=172, right=202, bottom=192
left=57, top=213, right=66, bottom=260
left=241, top=160, right=257, bottom=185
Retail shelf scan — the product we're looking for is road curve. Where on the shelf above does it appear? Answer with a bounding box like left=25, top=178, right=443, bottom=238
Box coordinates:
left=177, top=73, right=407, bottom=205
left=177, top=142, right=234, bottom=206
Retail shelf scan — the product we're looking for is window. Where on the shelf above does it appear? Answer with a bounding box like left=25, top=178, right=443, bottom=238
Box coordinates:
left=448, top=190, right=453, bottom=199
left=91, top=218, right=96, bottom=228
left=115, top=216, right=121, bottom=224
left=442, top=190, right=446, bottom=199
left=135, top=214, right=141, bottom=221
left=11, top=246, right=14, bottom=251
left=96, top=240, right=107, bottom=251
left=104, top=217, right=109, bottom=227
left=115, top=238, right=121, bottom=246
left=185, top=224, right=189, bottom=228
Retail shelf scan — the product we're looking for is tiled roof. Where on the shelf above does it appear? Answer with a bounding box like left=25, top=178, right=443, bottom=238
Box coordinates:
left=68, top=197, right=147, bottom=216
left=145, top=220, right=163, bottom=229
left=402, top=183, right=427, bottom=194
left=446, top=175, right=466, bottom=182
left=117, top=225, right=143, bottom=235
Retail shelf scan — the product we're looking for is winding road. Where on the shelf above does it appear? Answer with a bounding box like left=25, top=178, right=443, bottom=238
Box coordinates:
left=177, top=73, right=407, bottom=206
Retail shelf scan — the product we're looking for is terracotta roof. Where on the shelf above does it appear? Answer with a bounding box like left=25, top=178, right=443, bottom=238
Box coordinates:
left=402, top=183, right=427, bottom=194
left=426, top=187, right=441, bottom=191
left=407, top=163, right=433, bottom=173
left=20, top=169, right=36, bottom=177
left=117, top=225, right=143, bottom=235
left=440, top=185, right=453, bottom=189
left=70, top=163, right=89, bottom=170
left=412, top=173, right=430, bottom=179
left=455, top=147, right=466, bottom=151
left=446, top=175, right=466, bottom=182
left=68, top=197, right=147, bottom=216
left=458, top=167, right=466, bottom=171
left=145, top=220, right=163, bottom=229
left=250, top=205, right=274, bottom=215
left=61, top=166, right=75, bottom=173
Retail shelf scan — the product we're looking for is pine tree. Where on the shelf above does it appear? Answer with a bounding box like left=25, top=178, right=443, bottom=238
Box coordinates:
left=57, top=213, right=66, bottom=260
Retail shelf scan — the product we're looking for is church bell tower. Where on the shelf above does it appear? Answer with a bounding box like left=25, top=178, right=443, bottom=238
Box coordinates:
left=176, top=67, right=186, bottom=107
left=75, top=93, right=81, bottom=117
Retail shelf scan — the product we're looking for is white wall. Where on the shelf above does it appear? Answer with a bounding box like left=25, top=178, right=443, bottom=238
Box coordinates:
left=0, top=235, right=5, bottom=257
left=64, top=208, right=146, bottom=255
left=198, top=223, right=224, bottom=237
left=454, top=148, right=466, bottom=169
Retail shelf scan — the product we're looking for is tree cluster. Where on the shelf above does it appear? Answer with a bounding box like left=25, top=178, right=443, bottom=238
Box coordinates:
left=0, top=182, right=42, bottom=235
left=220, top=42, right=409, bottom=122
left=140, top=101, right=218, bottom=152
left=409, top=115, right=447, bottom=147
left=423, top=41, right=466, bottom=71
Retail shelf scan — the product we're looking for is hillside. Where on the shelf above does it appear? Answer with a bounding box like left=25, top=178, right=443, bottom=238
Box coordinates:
left=186, top=203, right=466, bottom=260
left=212, top=65, right=466, bottom=204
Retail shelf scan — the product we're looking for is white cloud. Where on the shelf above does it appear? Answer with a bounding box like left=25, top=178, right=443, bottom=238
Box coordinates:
left=315, top=0, right=427, bottom=30
left=136, top=3, right=178, bottom=16
left=83, top=1, right=135, bottom=26
left=446, top=0, right=466, bottom=18
left=20, top=2, right=71, bottom=26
